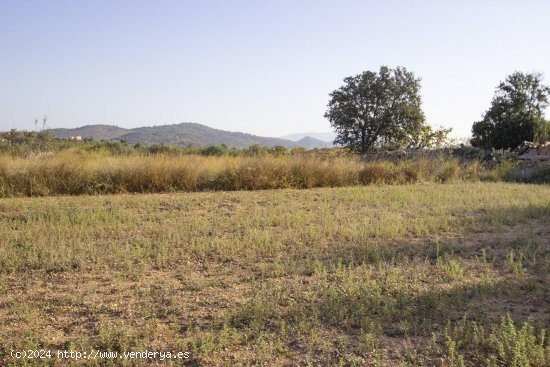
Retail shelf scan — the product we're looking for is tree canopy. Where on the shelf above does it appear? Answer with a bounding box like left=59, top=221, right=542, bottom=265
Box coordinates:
left=471, top=72, right=550, bottom=150
left=324, top=66, right=450, bottom=152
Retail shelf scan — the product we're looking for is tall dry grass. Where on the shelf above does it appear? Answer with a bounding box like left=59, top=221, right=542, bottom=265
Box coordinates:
left=0, top=151, right=488, bottom=197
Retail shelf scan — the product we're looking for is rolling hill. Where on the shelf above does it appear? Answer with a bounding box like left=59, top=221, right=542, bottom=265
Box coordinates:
left=49, top=123, right=332, bottom=149
left=50, top=125, right=129, bottom=141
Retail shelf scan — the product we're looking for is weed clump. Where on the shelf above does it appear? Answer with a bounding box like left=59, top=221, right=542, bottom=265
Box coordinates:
left=440, top=316, right=549, bottom=367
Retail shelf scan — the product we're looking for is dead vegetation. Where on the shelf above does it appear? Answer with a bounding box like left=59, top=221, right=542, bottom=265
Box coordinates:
left=0, top=150, right=534, bottom=198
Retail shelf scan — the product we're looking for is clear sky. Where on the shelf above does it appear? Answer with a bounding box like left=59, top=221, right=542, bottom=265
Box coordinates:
left=1, top=0, right=549, bottom=138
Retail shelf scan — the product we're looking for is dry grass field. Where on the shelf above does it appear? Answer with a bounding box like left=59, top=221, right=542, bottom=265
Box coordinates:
left=1, top=183, right=549, bottom=366
left=0, top=152, right=512, bottom=197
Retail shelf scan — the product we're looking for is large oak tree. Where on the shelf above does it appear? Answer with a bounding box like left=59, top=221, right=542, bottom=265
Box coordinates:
left=325, top=66, right=448, bottom=152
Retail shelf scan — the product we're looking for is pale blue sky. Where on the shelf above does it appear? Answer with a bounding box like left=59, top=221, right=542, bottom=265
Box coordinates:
left=1, top=0, right=549, bottom=138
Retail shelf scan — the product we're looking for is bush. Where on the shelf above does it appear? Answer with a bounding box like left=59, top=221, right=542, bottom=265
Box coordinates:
left=200, top=145, right=228, bottom=156
left=481, top=159, right=516, bottom=182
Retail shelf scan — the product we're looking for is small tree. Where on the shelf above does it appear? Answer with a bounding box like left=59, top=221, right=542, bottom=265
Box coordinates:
left=324, top=66, right=449, bottom=152
left=471, top=72, right=550, bottom=150
left=409, top=124, right=453, bottom=149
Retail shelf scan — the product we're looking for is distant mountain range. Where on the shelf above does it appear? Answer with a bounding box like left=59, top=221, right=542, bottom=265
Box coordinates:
left=49, top=123, right=334, bottom=149
left=280, top=132, right=337, bottom=143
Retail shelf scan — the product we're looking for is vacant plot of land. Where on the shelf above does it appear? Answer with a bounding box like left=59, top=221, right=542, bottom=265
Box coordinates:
left=1, top=183, right=549, bottom=366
